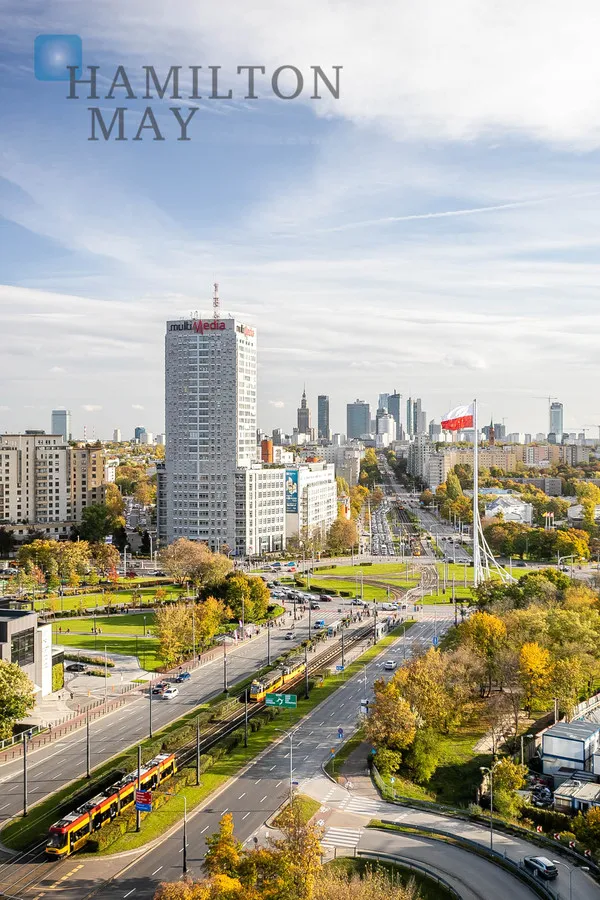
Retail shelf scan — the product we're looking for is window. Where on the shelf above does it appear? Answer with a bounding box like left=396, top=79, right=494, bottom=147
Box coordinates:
left=11, top=628, right=35, bottom=666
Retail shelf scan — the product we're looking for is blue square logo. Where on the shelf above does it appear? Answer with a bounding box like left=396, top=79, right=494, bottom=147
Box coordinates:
left=34, top=34, right=82, bottom=81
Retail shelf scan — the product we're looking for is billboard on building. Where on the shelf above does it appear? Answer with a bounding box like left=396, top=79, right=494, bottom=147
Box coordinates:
left=285, top=469, right=299, bottom=513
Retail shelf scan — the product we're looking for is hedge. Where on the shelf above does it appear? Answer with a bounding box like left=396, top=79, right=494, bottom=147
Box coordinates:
left=64, top=652, right=115, bottom=667
left=52, top=662, right=64, bottom=692
left=523, top=806, right=574, bottom=834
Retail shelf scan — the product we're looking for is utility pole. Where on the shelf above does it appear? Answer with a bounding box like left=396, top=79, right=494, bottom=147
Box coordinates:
left=223, top=640, right=228, bottom=692
left=22, top=733, right=28, bottom=817
left=183, top=796, right=188, bottom=874
left=196, top=716, right=201, bottom=784
left=244, top=689, right=248, bottom=748
left=304, top=644, right=309, bottom=699
left=341, top=624, right=345, bottom=668
left=86, top=710, right=91, bottom=778
left=267, top=621, right=271, bottom=666
left=136, top=744, right=142, bottom=832
left=149, top=680, right=153, bottom=738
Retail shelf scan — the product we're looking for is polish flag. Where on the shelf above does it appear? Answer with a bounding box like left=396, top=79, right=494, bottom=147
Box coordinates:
left=441, top=404, right=474, bottom=432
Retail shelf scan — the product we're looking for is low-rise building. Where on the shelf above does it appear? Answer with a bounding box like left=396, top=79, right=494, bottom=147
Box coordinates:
left=541, top=721, right=600, bottom=779
left=554, top=779, right=600, bottom=814
left=0, top=610, right=54, bottom=697
left=484, top=494, right=533, bottom=525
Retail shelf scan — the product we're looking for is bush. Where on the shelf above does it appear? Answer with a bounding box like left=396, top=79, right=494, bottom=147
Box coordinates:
left=524, top=807, right=573, bottom=834
left=52, top=662, right=64, bottom=692
left=87, top=668, right=109, bottom=678
left=374, top=747, right=402, bottom=777
left=64, top=652, right=115, bottom=667
left=468, top=803, right=484, bottom=817
left=558, top=831, right=577, bottom=844
left=162, top=726, right=195, bottom=752
left=402, top=728, right=439, bottom=785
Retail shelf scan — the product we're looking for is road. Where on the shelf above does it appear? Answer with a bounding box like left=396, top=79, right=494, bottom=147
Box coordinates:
left=0, top=603, right=354, bottom=825
left=2, top=615, right=446, bottom=899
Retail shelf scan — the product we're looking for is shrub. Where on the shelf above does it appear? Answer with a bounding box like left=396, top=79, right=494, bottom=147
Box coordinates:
left=52, top=662, right=64, bottom=692
left=402, top=727, right=439, bottom=785
left=374, top=747, right=402, bottom=777
left=523, top=807, right=573, bottom=834
left=468, top=803, right=484, bottom=817
left=64, top=652, right=115, bottom=667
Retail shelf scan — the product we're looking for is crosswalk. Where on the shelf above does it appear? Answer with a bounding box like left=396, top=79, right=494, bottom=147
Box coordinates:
left=321, top=826, right=362, bottom=849
left=339, top=795, right=382, bottom=816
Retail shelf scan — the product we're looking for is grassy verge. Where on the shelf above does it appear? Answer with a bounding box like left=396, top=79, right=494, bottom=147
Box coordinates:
left=325, top=726, right=365, bottom=779
left=36, top=585, right=183, bottom=613
left=273, top=793, right=321, bottom=828
left=301, top=578, right=387, bottom=601
left=318, top=563, right=414, bottom=576
left=52, top=612, right=157, bottom=635
left=53, top=633, right=162, bottom=670
left=88, top=621, right=416, bottom=855
left=325, top=856, right=453, bottom=900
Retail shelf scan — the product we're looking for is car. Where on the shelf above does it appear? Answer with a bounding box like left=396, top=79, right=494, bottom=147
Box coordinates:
left=310, top=602, right=320, bottom=610
left=522, top=857, right=558, bottom=880
left=66, top=663, right=87, bottom=673
left=162, top=687, right=179, bottom=699
left=516, top=561, right=527, bottom=567
left=152, top=681, right=169, bottom=695
left=321, top=595, right=334, bottom=602
left=175, top=671, right=191, bottom=683
left=383, top=660, right=397, bottom=671
left=284, top=631, right=295, bottom=640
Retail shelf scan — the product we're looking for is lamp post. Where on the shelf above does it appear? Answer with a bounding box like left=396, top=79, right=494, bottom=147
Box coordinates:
left=277, top=728, right=298, bottom=804
left=551, top=860, right=590, bottom=900
left=480, top=761, right=501, bottom=851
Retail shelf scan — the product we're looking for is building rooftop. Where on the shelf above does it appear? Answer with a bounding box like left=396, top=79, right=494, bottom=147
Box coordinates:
left=544, top=721, right=600, bottom=741
left=554, top=779, right=600, bottom=801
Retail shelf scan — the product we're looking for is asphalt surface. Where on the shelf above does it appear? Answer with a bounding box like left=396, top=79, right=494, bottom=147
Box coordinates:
left=13, top=614, right=448, bottom=900
left=0, top=603, right=355, bottom=824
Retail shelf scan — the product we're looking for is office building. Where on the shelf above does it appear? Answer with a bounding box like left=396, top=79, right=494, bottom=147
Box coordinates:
left=51, top=409, right=71, bottom=442
left=284, top=462, right=337, bottom=543
left=388, top=391, right=402, bottom=434
left=234, top=466, right=286, bottom=556
left=549, top=402, right=563, bottom=439
left=406, top=397, right=413, bottom=436
left=297, top=388, right=312, bottom=436
left=272, top=428, right=283, bottom=446
left=113, top=428, right=121, bottom=442
left=134, top=426, right=146, bottom=442
left=161, top=314, right=257, bottom=550
left=322, top=444, right=363, bottom=486
left=155, top=433, right=166, bottom=445
left=347, top=400, right=370, bottom=439
left=0, top=434, right=106, bottom=542
left=429, top=420, right=441, bottom=440
left=0, top=610, right=54, bottom=697
left=261, top=439, right=274, bottom=463
left=376, top=413, right=397, bottom=444
left=378, top=393, right=390, bottom=412
left=413, top=398, right=427, bottom=434
left=317, top=395, right=330, bottom=441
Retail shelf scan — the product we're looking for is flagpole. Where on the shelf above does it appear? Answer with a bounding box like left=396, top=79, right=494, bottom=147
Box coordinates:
left=473, top=398, right=480, bottom=587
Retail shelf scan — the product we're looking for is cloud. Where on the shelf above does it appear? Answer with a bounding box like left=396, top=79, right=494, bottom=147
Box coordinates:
left=82, top=404, right=103, bottom=412
left=0, top=406, right=10, bottom=412
left=132, top=403, right=145, bottom=410
left=268, top=400, right=285, bottom=408
left=49, top=366, right=66, bottom=373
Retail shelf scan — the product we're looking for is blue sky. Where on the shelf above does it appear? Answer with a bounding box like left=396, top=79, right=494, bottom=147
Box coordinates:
left=2, top=1, right=600, bottom=440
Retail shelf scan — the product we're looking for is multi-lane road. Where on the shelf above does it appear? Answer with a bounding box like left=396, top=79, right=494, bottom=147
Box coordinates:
left=0, top=603, right=356, bottom=826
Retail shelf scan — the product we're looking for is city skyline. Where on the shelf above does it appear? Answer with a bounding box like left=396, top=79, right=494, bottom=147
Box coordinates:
left=3, top=4, right=600, bottom=439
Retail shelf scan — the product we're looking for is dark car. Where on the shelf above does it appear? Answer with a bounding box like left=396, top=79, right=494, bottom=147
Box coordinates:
left=321, top=595, right=334, bottom=602
left=66, top=663, right=87, bottom=673
left=152, top=681, right=169, bottom=695
left=175, top=671, right=191, bottom=683
left=523, top=857, right=558, bottom=880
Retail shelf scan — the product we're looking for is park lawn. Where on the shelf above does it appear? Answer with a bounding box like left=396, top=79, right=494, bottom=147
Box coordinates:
left=435, top=562, right=474, bottom=583
left=36, top=585, right=183, bottom=613
left=317, top=563, right=413, bottom=576
left=55, top=632, right=162, bottom=671
left=54, top=612, right=157, bottom=635
left=422, top=585, right=474, bottom=605
left=93, top=622, right=416, bottom=854
left=303, top=578, right=387, bottom=601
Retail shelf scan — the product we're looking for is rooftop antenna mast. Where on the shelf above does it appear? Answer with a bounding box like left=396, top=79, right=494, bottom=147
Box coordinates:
left=213, top=282, right=220, bottom=319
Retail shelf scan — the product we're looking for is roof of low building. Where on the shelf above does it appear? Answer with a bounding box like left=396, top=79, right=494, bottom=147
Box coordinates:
left=543, top=721, right=600, bottom=741
left=554, top=779, right=600, bottom=801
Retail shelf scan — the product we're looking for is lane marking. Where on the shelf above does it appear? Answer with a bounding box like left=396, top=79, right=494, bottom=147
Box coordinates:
left=242, top=812, right=250, bottom=820
left=124, top=891, right=136, bottom=898
left=151, top=867, right=163, bottom=876
left=260, top=795, right=267, bottom=803
left=201, top=825, right=209, bottom=833
left=238, top=793, right=245, bottom=800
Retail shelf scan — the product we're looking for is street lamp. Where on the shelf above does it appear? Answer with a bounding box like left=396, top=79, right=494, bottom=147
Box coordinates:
left=276, top=727, right=298, bottom=804
left=551, top=860, right=589, bottom=900
left=480, top=761, right=502, bottom=851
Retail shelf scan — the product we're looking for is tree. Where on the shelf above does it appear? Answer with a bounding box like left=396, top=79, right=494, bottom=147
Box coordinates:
left=247, top=577, right=270, bottom=621
left=90, top=542, right=121, bottom=574
left=519, top=642, right=551, bottom=716
left=140, top=531, right=151, bottom=555
left=445, top=471, right=463, bottom=501
left=0, top=528, right=15, bottom=557
left=79, top=504, right=117, bottom=543
left=373, top=747, right=402, bottom=776
left=159, top=539, right=233, bottom=590
left=457, top=611, right=507, bottom=697
left=105, top=483, right=126, bottom=522
left=326, top=518, right=358, bottom=554
left=573, top=806, right=600, bottom=852
left=154, top=603, right=192, bottom=667
left=268, top=801, right=323, bottom=900
left=392, top=649, right=455, bottom=731
left=0, top=661, right=35, bottom=740
left=365, top=679, right=417, bottom=752
left=402, top=727, right=439, bottom=784
left=135, top=480, right=156, bottom=508
left=196, top=597, right=229, bottom=650
left=203, top=813, right=243, bottom=879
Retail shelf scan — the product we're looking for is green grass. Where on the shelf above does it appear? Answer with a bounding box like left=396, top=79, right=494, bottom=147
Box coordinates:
left=317, top=563, right=415, bottom=576
left=91, top=622, right=416, bottom=854
left=435, top=562, right=474, bottom=582
left=37, top=585, right=183, bottom=613
left=53, top=612, right=157, bottom=635
left=325, top=726, right=365, bottom=779
left=304, top=578, right=388, bottom=601
left=273, top=793, right=321, bottom=828
left=379, top=718, right=491, bottom=808
left=52, top=632, right=162, bottom=671
left=325, top=856, right=453, bottom=900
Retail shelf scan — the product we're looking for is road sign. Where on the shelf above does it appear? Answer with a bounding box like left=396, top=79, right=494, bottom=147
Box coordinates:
left=135, top=789, right=152, bottom=812
left=338, top=727, right=344, bottom=740
left=265, top=693, right=297, bottom=708
left=335, top=665, right=345, bottom=672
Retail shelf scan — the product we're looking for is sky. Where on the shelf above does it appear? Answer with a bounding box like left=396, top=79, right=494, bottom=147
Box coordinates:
left=2, top=1, right=600, bottom=440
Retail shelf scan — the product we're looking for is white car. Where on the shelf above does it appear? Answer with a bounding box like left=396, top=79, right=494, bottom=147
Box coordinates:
left=162, top=687, right=179, bottom=700
left=383, top=660, right=397, bottom=671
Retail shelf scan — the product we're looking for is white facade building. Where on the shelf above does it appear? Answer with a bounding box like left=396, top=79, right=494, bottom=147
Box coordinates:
left=234, top=466, right=286, bottom=556
left=162, top=316, right=257, bottom=549
left=484, top=495, right=533, bottom=525
left=321, top=444, right=363, bottom=486
left=285, top=462, right=337, bottom=542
